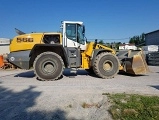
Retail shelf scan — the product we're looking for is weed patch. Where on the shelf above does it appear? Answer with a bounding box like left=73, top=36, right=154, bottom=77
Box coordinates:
left=81, top=102, right=99, bottom=108
left=104, top=93, right=159, bottom=120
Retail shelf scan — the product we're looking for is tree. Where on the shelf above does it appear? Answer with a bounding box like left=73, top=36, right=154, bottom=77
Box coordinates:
left=115, top=42, right=122, bottom=50
left=129, top=33, right=145, bottom=46
left=98, top=40, right=104, bottom=45
left=105, top=42, right=111, bottom=48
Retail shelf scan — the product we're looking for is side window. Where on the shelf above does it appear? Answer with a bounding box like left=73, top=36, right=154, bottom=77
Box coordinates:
left=66, top=23, right=76, bottom=41
left=77, top=25, right=85, bottom=44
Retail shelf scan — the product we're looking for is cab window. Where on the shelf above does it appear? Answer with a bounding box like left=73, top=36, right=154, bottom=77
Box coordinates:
left=66, top=23, right=76, bottom=41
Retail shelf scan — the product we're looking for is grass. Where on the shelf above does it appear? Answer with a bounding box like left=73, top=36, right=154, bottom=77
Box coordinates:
left=104, top=93, right=159, bottom=120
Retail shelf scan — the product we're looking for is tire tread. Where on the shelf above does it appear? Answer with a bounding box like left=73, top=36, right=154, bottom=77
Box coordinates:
left=93, top=52, right=119, bottom=79
left=33, top=52, right=64, bottom=81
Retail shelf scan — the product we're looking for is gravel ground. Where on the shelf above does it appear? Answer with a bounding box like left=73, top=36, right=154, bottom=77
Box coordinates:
left=0, top=66, right=159, bottom=120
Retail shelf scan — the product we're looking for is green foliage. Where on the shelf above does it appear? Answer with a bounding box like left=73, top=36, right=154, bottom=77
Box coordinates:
left=98, top=40, right=105, bottom=45
left=106, top=93, right=159, bottom=120
left=129, top=33, right=145, bottom=46
left=115, top=42, right=121, bottom=50
left=105, top=43, right=111, bottom=47
left=97, top=40, right=121, bottom=50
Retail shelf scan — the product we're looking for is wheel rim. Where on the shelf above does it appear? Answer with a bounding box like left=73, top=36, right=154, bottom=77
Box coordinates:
left=42, top=60, right=57, bottom=74
left=103, top=60, right=113, bottom=71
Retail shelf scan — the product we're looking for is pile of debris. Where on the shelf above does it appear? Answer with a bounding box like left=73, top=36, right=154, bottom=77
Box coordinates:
left=0, top=54, right=16, bottom=69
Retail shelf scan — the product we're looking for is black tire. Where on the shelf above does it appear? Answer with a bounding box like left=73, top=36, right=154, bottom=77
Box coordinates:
left=93, top=52, right=119, bottom=79
left=33, top=52, right=64, bottom=81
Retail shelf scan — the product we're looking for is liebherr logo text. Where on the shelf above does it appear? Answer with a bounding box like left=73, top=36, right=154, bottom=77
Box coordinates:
left=17, top=38, right=34, bottom=42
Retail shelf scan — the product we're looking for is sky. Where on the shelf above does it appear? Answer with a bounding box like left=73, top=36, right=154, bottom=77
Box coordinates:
left=0, top=0, right=159, bottom=43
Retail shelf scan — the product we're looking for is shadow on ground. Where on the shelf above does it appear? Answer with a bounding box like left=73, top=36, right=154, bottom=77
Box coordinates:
left=14, top=71, right=35, bottom=78
left=0, top=86, right=74, bottom=120
left=149, top=85, right=159, bottom=90
left=63, top=69, right=100, bottom=78
left=63, top=69, right=88, bottom=76
left=13, top=69, right=148, bottom=79
left=118, top=71, right=149, bottom=77
left=14, top=69, right=92, bottom=78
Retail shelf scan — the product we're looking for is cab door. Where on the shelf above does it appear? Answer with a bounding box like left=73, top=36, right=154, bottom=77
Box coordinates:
left=63, top=23, right=81, bottom=68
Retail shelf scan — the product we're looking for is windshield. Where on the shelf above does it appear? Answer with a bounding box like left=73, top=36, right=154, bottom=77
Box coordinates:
left=66, top=23, right=85, bottom=44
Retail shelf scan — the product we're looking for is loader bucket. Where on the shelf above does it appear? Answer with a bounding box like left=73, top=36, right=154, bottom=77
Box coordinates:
left=118, top=50, right=149, bottom=75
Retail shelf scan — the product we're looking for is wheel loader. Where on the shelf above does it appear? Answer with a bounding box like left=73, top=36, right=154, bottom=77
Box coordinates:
left=7, top=21, right=149, bottom=81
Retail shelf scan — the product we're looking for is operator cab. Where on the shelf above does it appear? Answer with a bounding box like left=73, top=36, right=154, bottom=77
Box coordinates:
left=61, top=21, right=87, bottom=50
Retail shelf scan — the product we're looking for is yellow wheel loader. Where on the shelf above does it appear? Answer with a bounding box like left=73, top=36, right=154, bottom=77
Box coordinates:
left=7, top=21, right=149, bottom=81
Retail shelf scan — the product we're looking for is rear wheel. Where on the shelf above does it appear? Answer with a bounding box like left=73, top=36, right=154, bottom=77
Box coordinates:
left=33, top=52, right=64, bottom=81
left=93, top=52, right=119, bottom=79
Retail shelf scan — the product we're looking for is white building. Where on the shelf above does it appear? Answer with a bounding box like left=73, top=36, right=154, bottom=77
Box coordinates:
left=0, top=38, right=10, bottom=55
left=119, top=43, right=137, bottom=50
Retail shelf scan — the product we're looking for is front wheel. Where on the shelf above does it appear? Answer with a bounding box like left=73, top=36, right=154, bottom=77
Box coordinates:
left=93, top=52, right=119, bottom=79
left=33, top=52, right=64, bottom=81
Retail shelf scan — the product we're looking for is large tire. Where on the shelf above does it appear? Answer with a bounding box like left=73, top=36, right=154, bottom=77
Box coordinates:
left=93, top=52, right=119, bottom=79
left=33, top=52, right=64, bottom=81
